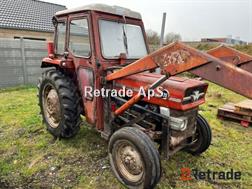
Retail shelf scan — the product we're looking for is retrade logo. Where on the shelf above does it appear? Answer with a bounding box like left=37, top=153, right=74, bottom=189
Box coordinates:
left=180, top=167, right=192, bottom=181
left=180, top=167, right=241, bottom=181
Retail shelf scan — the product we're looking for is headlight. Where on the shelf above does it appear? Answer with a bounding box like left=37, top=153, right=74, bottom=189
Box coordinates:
left=160, top=107, right=170, bottom=117
left=160, top=107, right=188, bottom=131
left=169, top=116, right=188, bottom=131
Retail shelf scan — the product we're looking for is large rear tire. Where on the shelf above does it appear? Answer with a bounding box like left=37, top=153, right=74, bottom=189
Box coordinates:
left=38, top=69, right=81, bottom=138
left=108, top=127, right=161, bottom=189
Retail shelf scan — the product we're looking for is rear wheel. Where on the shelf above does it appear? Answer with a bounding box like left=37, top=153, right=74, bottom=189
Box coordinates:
left=38, top=69, right=81, bottom=138
left=108, top=127, right=161, bottom=189
left=185, top=114, right=212, bottom=155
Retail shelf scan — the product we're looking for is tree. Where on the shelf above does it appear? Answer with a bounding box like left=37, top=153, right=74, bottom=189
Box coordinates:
left=165, top=32, right=182, bottom=44
left=146, top=29, right=160, bottom=45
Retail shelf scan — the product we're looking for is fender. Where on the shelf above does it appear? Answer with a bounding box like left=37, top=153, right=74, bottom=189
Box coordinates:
left=41, top=57, right=75, bottom=69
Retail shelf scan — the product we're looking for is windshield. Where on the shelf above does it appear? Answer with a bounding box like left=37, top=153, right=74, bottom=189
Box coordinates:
left=99, top=20, right=148, bottom=59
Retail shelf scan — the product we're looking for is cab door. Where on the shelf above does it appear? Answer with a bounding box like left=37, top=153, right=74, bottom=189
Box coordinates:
left=67, top=13, right=97, bottom=125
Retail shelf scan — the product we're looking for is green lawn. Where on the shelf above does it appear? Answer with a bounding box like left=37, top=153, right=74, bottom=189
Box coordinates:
left=0, top=84, right=251, bottom=189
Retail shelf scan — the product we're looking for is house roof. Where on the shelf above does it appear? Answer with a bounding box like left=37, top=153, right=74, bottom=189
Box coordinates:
left=0, top=0, right=66, bottom=32
left=56, top=4, right=142, bottom=20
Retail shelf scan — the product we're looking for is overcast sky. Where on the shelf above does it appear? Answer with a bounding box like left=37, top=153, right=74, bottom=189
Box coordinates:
left=43, top=0, right=252, bottom=42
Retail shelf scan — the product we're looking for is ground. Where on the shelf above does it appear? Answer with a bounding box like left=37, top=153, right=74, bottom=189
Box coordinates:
left=0, top=82, right=251, bottom=189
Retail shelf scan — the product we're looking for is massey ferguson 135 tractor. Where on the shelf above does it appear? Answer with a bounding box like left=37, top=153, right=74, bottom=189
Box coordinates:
left=38, top=4, right=252, bottom=189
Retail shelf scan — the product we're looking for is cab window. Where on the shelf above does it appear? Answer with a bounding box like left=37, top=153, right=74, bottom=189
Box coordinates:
left=99, top=20, right=147, bottom=59
left=69, top=18, right=91, bottom=57
left=56, top=22, right=66, bottom=55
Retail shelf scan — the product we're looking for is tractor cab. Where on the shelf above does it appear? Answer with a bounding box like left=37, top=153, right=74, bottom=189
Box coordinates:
left=46, top=4, right=148, bottom=67
left=43, top=4, right=156, bottom=127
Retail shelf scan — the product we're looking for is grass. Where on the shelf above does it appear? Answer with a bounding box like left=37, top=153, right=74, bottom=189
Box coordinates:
left=0, top=83, right=251, bottom=189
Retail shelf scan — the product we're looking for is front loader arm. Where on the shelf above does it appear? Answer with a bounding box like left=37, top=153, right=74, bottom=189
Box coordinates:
left=189, top=45, right=252, bottom=99
left=207, top=45, right=252, bottom=73
left=106, top=42, right=215, bottom=81
left=106, top=42, right=252, bottom=116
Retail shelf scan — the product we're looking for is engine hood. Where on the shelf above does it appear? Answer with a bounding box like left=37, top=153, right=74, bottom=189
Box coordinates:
left=114, top=72, right=208, bottom=110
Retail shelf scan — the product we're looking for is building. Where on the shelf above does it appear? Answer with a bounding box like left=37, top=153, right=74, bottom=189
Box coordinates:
left=201, top=37, right=247, bottom=45
left=0, top=0, right=66, bottom=41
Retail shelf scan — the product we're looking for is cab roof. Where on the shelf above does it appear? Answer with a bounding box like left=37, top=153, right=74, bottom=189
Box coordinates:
left=55, top=4, right=142, bottom=19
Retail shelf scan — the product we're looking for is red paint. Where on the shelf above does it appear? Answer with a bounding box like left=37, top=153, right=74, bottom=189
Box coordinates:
left=241, top=120, right=249, bottom=128
left=47, top=41, right=54, bottom=58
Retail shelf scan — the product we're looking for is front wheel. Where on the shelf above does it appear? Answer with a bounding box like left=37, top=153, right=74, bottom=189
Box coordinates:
left=108, top=127, right=161, bottom=189
left=185, top=114, right=212, bottom=155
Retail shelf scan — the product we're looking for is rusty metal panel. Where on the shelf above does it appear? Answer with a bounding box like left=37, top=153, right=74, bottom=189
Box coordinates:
left=188, top=45, right=252, bottom=99
left=207, top=45, right=252, bottom=73
left=190, top=59, right=252, bottom=99
left=238, top=62, right=252, bottom=74
left=78, top=68, right=96, bottom=124
left=151, top=42, right=209, bottom=75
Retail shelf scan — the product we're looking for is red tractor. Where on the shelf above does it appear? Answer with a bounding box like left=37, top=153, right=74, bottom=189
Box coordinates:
left=38, top=4, right=252, bottom=189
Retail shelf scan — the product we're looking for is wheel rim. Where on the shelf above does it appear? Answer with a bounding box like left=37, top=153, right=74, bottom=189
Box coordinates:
left=114, top=140, right=144, bottom=183
left=43, top=84, right=61, bottom=128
